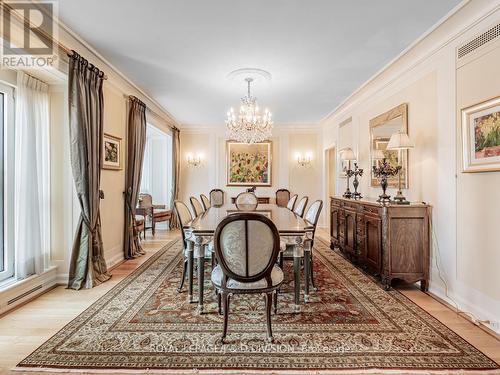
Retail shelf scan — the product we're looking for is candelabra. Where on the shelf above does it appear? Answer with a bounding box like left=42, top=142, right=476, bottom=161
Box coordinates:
left=352, top=162, right=364, bottom=199
left=372, top=156, right=398, bottom=203
left=340, top=148, right=356, bottom=199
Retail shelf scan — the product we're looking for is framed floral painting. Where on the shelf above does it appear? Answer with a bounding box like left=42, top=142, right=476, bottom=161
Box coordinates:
left=226, top=141, right=272, bottom=186
left=462, top=96, right=500, bottom=172
left=102, top=133, right=122, bottom=170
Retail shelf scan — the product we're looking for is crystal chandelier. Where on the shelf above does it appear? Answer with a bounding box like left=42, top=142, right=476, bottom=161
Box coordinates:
left=226, top=77, right=273, bottom=144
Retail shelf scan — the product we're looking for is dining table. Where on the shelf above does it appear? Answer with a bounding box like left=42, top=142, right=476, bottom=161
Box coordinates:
left=184, top=203, right=315, bottom=313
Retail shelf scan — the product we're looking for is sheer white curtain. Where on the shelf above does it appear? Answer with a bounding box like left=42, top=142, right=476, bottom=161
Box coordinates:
left=14, top=71, right=50, bottom=280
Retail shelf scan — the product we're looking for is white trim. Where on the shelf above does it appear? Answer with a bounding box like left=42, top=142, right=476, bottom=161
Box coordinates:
left=320, top=1, right=500, bottom=124
left=54, top=19, right=179, bottom=128
left=0, top=266, right=57, bottom=315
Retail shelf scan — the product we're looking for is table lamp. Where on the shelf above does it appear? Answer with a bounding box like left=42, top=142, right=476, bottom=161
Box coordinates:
left=387, top=131, right=414, bottom=204
left=340, top=148, right=356, bottom=198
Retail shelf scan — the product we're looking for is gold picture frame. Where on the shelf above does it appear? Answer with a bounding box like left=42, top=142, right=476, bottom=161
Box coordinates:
left=461, top=96, right=500, bottom=173
left=226, top=141, right=272, bottom=186
left=102, top=133, right=122, bottom=170
left=369, top=103, right=409, bottom=188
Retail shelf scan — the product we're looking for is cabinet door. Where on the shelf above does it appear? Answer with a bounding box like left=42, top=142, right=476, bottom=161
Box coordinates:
left=364, top=215, right=382, bottom=273
left=330, top=205, right=339, bottom=241
left=344, top=209, right=356, bottom=257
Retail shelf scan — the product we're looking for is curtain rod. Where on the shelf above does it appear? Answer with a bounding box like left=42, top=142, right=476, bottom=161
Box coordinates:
left=125, top=94, right=178, bottom=131
left=65, top=49, right=108, bottom=80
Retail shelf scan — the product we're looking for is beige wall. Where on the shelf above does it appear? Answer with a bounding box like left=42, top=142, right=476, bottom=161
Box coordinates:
left=179, top=125, right=324, bottom=222
left=456, top=40, right=500, bottom=302
left=320, top=1, right=500, bottom=333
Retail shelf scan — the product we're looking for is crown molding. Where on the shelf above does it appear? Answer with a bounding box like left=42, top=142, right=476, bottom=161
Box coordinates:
left=53, top=13, right=180, bottom=128
left=319, top=0, right=499, bottom=125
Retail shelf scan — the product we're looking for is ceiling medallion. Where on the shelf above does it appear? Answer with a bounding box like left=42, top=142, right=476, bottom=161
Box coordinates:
left=225, top=68, right=273, bottom=144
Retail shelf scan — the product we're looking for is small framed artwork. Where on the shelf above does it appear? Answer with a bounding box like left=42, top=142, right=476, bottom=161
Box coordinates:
left=226, top=141, right=272, bottom=186
left=102, top=133, right=122, bottom=170
left=461, top=96, right=500, bottom=172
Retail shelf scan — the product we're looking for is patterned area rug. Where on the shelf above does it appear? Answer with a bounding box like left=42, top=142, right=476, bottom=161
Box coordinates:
left=16, top=237, right=499, bottom=373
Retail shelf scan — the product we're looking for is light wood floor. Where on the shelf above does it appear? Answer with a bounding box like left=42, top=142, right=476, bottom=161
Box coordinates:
left=0, top=228, right=498, bottom=375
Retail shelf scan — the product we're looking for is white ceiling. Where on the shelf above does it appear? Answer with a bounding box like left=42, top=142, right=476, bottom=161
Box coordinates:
left=58, top=0, right=461, bottom=125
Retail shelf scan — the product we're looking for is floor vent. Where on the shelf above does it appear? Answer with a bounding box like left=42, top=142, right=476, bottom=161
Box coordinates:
left=458, top=23, right=500, bottom=59
left=7, top=284, right=43, bottom=305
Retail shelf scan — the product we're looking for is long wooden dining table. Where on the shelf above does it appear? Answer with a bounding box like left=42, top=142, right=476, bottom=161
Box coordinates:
left=184, top=203, right=315, bottom=313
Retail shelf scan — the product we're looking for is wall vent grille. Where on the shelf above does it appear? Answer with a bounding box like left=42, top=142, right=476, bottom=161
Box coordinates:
left=458, top=23, right=500, bottom=59
left=7, top=284, right=43, bottom=305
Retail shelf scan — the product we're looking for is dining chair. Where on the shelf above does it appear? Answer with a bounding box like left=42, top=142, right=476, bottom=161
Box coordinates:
left=293, top=196, right=309, bottom=217
left=275, top=189, right=291, bottom=207
left=209, top=188, right=224, bottom=206
left=235, top=192, right=258, bottom=211
left=286, top=194, right=298, bottom=211
left=211, top=213, right=283, bottom=343
left=200, top=194, right=211, bottom=211
left=281, top=199, right=323, bottom=301
left=173, top=200, right=193, bottom=293
left=137, top=193, right=172, bottom=235
left=190, top=196, right=205, bottom=217
left=174, top=200, right=214, bottom=298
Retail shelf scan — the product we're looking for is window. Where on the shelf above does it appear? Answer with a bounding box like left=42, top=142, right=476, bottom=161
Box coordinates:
left=0, top=82, right=15, bottom=283
left=140, top=124, right=173, bottom=210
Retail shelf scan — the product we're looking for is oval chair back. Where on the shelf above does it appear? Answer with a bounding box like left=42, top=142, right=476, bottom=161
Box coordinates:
left=200, top=194, right=211, bottom=210
left=214, top=213, right=280, bottom=284
left=293, top=196, right=309, bottom=217
left=304, top=200, right=323, bottom=239
left=235, top=192, right=258, bottom=211
left=190, top=196, right=205, bottom=217
left=286, top=194, right=298, bottom=210
left=275, top=189, right=291, bottom=207
left=174, top=200, right=193, bottom=246
left=209, top=189, right=224, bottom=206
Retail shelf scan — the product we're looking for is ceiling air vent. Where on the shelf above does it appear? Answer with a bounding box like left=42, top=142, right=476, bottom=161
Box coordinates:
left=457, top=23, right=500, bottom=59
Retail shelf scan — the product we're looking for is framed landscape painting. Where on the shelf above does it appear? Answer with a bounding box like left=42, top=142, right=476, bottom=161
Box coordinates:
left=462, top=96, right=500, bottom=172
left=102, top=133, right=122, bottom=170
left=226, top=141, right=272, bottom=186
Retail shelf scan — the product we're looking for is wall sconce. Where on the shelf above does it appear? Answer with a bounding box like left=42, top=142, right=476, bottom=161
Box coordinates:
left=187, top=153, right=202, bottom=167
left=296, top=152, right=312, bottom=167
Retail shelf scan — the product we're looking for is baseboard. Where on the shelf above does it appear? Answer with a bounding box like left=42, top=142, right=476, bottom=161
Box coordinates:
left=428, top=279, right=500, bottom=337
left=105, top=245, right=125, bottom=269
left=0, top=267, right=58, bottom=316
left=427, top=288, right=500, bottom=341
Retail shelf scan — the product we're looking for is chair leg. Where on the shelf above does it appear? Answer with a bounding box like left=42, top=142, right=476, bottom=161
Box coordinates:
left=177, top=259, right=187, bottom=292
left=273, top=289, right=278, bottom=314
left=310, top=255, right=318, bottom=291
left=265, top=292, right=274, bottom=343
left=152, top=218, right=156, bottom=236
left=221, top=292, right=230, bottom=343
left=217, top=291, right=222, bottom=315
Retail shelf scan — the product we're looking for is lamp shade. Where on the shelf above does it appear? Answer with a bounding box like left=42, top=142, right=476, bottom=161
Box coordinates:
left=387, top=131, right=414, bottom=150
left=340, top=147, right=356, bottom=161
left=372, top=149, right=385, bottom=160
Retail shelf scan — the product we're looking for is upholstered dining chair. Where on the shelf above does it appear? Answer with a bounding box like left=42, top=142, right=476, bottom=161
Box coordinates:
left=275, top=189, right=291, bottom=207
left=134, top=215, right=145, bottom=240
left=286, top=194, right=298, bottom=211
left=190, top=196, right=205, bottom=217
left=200, top=194, right=211, bottom=211
left=174, top=200, right=214, bottom=295
left=293, top=196, right=309, bottom=217
left=280, top=199, right=323, bottom=300
left=235, top=192, right=259, bottom=211
left=209, top=189, right=224, bottom=206
left=138, top=193, right=172, bottom=235
left=173, top=200, right=193, bottom=292
left=211, top=213, right=283, bottom=343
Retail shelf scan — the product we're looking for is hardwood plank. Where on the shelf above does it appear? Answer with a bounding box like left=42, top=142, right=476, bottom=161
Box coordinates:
left=0, top=228, right=498, bottom=375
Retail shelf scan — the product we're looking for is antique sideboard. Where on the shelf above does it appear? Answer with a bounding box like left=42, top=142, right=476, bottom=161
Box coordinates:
left=330, top=196, right=431, bottom=291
